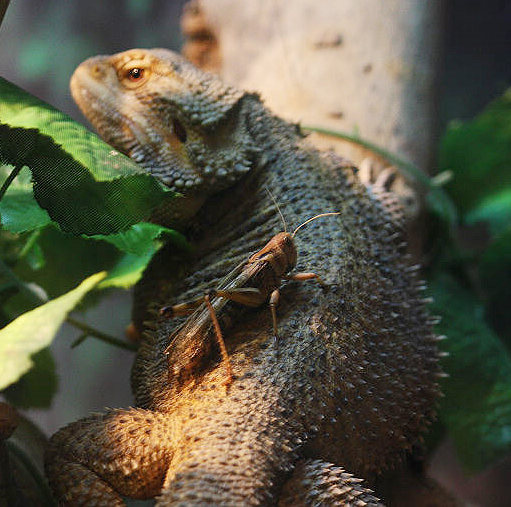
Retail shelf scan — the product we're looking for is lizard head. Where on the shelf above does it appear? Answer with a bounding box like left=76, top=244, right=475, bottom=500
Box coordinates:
left=70, top=48, right=260, bottom=195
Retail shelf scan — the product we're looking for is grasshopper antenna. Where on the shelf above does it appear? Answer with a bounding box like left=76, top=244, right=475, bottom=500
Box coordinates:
left=292, top=212, right=340, bottom=238
left=265, top=186, right=287, bottom=233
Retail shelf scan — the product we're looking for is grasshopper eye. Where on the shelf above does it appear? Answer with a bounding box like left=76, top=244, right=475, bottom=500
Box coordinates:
left=127, top=67, right=144, bottom=81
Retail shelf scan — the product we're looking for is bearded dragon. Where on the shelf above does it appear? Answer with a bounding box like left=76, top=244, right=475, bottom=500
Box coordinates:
left=44, top=48, right=443, bottom=505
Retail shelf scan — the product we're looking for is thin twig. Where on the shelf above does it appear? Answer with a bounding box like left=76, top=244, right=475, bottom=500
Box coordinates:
left=0, top=164, right=23, bottom=202
left=17, top=229, right=42, bottom=260
left=70, top=333, right=88, bottom=349
left=0, top=257, right=47, bottom=305
left=66, top=316, right=137, bottom=351
left=304, top=126, right=433, bottom=188
left=0, top=258, right=135, bottom=351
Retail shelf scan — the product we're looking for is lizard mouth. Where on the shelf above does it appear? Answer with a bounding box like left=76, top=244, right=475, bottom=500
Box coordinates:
left=71, top=81, right=150, bottom=160
left=70, top=55, right=255, bottom=195
left=71, top=61, right=132, bottom=146
left=71, top=61, right=200, bottom=191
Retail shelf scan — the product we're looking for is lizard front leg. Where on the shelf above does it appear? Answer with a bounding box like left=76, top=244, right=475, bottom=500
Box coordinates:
left=45, top=408, right=178, bottom=505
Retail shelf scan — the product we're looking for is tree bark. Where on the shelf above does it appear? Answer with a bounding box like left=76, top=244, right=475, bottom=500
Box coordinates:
left=0, top=0, right=10, bottom=29
left=183, top=0, right=443, bottom=175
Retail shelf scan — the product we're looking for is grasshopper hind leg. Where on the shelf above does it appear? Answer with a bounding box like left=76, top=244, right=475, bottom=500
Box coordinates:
left=204, top=294, right=234, bottom=387
left=160, top=297, right=204, bottom=318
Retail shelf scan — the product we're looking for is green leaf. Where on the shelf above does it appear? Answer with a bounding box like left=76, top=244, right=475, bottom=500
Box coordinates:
left=98, top=223, right=190, bottom=289
left=95, top=223, right=169, bottom=290
left=465, top=188, right=511, bottom=236
left=10, top=222, right=187, bottom=303
left=23, top=240, right=45, bottom=271
left=430, top=273, right=511, bottom=471
left=0, top=271, right=106, bottom=390
left=99, top=251, right=154, bottom=289
left=1, top=77, right=140, bottom=180
left=0, top=180, right=52, bottom=233
left=0, top=189, right=51, bottom=232
left=0, top=123, right=172, bottom=235
left=0, top=77, right=176, bottom=235
left=0, top=224, right=35, bottom=266
left=97, top=222, right=171, bottom=256
left=0, top=165, right=52, bottom=233
left=440, top=88, right=511, bottom=217
left=479, top=227, right=511, bottom=345
left=3, top=347, right=57, bottom=408
left=14, top=225, right=118, bottom=299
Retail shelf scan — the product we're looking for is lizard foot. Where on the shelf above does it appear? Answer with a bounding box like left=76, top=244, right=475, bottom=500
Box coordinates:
left=45, top=408, right=174, bottom=505
left=279, top=459, right=383, bottom=506
left=358, top=157, right=419, bottom=229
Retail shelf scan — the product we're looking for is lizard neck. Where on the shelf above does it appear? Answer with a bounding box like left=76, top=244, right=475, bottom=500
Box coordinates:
left=186, top=98, right=324, bottom=259
left=153, top=95, right=293, bottom=231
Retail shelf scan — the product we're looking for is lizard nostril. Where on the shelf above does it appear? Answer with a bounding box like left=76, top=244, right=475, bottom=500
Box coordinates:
left=91, top=64, right=103, bottom=79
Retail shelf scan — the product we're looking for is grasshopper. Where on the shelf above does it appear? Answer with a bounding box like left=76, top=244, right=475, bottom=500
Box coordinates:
left=162, top=212, right=339, bottom=386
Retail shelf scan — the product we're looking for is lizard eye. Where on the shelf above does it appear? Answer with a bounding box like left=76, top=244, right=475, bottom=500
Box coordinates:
left=172, top=118, right=187, bottom=143
left=121, top=65, right=150, bottom=88
left=127, top=67, right=144, bottom=81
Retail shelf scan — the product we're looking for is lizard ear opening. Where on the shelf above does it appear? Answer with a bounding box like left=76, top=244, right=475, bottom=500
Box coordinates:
left=172, top=118, right=187, bottom=143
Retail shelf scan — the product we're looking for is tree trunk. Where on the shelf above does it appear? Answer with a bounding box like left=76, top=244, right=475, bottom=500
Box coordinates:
left=180, top=3, right=455, bottom=503
left=182, top=0, right=443, bottom=175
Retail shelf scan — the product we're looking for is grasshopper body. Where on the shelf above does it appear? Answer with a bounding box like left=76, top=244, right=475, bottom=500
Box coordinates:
left=164, top=217, right=335, bottom=385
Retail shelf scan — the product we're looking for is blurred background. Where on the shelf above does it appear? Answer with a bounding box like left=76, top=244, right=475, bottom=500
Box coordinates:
left=1, top=0, right=510, bottom=505
left=2, top=0, right=510, bottom=134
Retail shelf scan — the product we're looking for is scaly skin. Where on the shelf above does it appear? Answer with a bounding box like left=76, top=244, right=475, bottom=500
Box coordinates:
left=45, top=49, right=443, bottom=505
